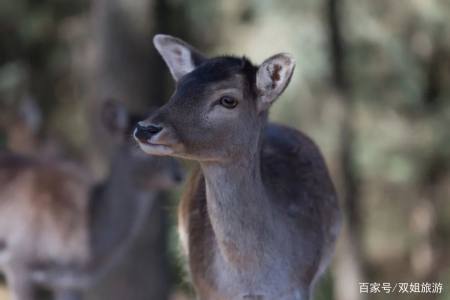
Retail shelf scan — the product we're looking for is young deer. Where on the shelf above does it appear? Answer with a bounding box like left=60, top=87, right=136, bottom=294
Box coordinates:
left=0, top=101, right=182, bottom=300
left=134, top=35, right=341, bottom=300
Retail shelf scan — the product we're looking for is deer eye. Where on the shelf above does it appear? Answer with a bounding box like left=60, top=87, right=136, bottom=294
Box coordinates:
left=219, top=96, right=238, bottom=109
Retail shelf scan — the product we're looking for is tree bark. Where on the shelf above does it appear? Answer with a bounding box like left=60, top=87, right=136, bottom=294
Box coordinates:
left=325, top=1, right=365, bottom=300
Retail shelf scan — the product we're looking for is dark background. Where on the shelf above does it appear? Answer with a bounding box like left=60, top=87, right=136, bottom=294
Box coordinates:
left=0, top=0, right=449, bottom=299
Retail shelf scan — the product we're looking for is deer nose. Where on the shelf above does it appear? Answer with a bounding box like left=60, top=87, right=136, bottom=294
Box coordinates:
left=134, top=123, right=163, bottom=142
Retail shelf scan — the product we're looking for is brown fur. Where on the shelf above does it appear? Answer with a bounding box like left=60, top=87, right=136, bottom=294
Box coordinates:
left=178, top=124, right=340, bottom=299
left=135, top=34, right=341, bottom=300
left=0, top=152, right=91, bottom=267
left=0, top=148, right=181, bottom=300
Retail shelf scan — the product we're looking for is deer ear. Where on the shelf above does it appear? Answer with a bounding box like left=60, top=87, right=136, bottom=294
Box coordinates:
left=101, top=98, right=129, bottom=136
left=256, top=53, right=295, bottom=111
left=153, top=34, right=206, bottom=81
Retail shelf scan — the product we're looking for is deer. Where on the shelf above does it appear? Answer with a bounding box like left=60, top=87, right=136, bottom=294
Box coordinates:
left=133, top=34, right=342, bottom=300
left=0, top=96, right=67, bottom=161
left=0, top=100, right=183, bottom=300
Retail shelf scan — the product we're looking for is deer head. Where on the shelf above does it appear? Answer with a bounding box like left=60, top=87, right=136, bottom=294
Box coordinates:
left=134, top=34, right=295, bottom=163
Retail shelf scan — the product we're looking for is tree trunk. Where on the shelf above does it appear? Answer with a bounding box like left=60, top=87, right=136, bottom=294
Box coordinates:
left=85, top=0, right=171, bottom=299
left=325, top=1, right=365, bottom=300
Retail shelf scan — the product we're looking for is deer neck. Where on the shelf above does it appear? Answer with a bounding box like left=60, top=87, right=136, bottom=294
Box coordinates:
left=200, top=141, right=275, bottom=268
left=90, top=149, right=153, bottom=266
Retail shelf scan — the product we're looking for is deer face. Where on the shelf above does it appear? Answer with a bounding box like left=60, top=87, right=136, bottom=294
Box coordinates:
left=134, top=35, right=295, bottom=162
left=101, top=99, right=184, bottom=189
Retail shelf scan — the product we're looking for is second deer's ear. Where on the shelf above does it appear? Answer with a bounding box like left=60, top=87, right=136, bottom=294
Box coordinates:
left=256, top=53, right=295, bottom=111
left=153, top=34, right=206, bottom=81
left=101, top=98, right=129, bottom=136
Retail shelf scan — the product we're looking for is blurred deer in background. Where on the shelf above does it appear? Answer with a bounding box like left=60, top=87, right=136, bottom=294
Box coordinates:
left=0, top=100, right=183, bottom=300
left=134, top=35, right=341, bottom=300
left=0, top=96, right=62, bottom=159
left=0, top=97, right=41, bottom=155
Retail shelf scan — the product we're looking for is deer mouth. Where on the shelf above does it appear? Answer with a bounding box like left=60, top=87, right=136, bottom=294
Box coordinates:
left=136, top=140, right=175, bottom=156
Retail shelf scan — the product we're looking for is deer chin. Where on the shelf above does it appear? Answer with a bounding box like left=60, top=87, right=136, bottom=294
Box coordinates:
left=137, top=141, right=174, bottom=156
